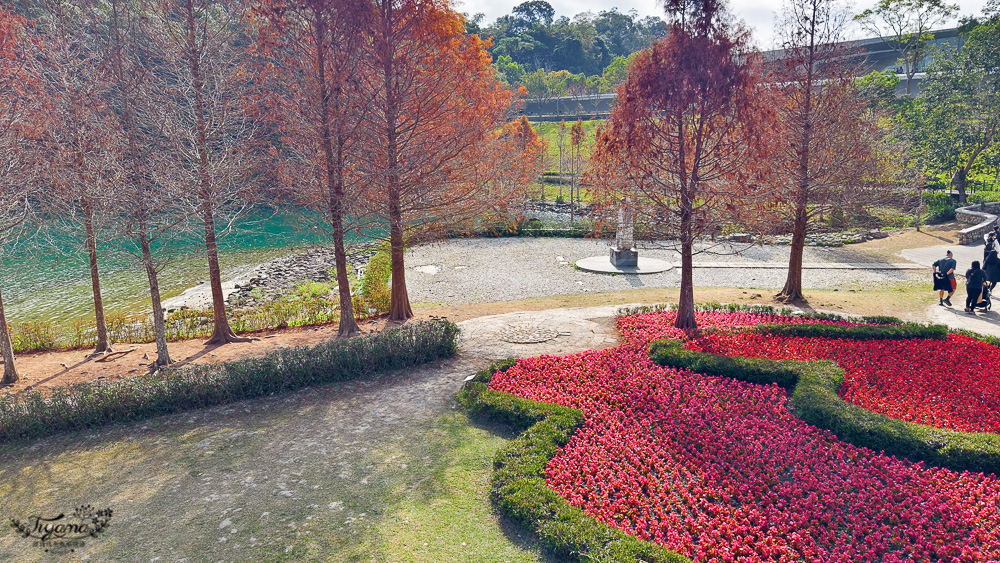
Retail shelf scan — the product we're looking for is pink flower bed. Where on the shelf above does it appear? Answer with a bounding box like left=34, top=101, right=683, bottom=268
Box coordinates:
left=487, top=311, right=1000, bottom=562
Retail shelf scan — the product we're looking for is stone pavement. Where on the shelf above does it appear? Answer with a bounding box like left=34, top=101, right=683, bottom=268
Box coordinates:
left=900, top=244, right=985, bottom=271
left=926, top=302, right=1000, bottom=338
left=458, top=304, right=623, bottom=360
left=682, top=261, right=922, bottom=270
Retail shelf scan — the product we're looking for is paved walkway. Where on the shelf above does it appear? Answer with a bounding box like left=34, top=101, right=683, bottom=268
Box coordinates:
left=458, top=305, right=623, bottom=359
left=901, top=244, right=984, bottom=270
left=405, top=239, right=922, bottom=304
left=926, top=302, right=1000, bottom=337
left=681, top=261, right=922, bottom=270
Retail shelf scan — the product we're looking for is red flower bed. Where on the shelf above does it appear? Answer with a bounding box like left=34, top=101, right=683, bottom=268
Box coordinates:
left=488, top=312, right=1000, bottom=562
left=686, top=326, right=1000, bottom=435
left=616, top=310, right=853, bottom=347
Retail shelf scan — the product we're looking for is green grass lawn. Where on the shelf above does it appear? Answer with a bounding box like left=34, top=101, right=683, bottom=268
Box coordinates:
left=530, top=181, right=594, bottom=203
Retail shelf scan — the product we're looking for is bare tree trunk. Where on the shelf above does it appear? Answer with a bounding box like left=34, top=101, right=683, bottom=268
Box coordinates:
left=382, top=13, right=412, bottom=323
left=953, top=167, right=968, bottom=204
left=916, top=185, right=924, bottom=232
left=180, top=0, right=247, bottom=346
left=332, top=213, right=358, bottom=336
left=0, top=287, right=18, bottom=385
left=139, top=228, right=171, bottom=367
left=331, top=141, right=359, bottom=337
left=558, top=146, right=564, bottom=201
left=84, top=203, right=112, bottom=353
left=388, top=192, right=412, bottom=322
left=202, top=202, right=248, bottom=345
left=778, top=197, right=808, bottom=303
left=311, top=14, right=359, bottom=337
left=675, top=187, right=697, bottom=331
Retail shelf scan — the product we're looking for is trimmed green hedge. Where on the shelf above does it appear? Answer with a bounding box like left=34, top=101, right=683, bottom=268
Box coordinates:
left=649, top=340, right=799, bottom=390
left=0, top=320, right=459, bottom=443
left=649, top=340, right=1000, bottom=474
left=459, top=360, right=691, bottom=563
left=617, top=302, right=917, bottom=327
left=754, top=322, right=948, bottom=341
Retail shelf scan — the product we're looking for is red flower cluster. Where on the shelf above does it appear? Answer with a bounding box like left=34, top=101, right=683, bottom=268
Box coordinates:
left=688, top=328, right=1000, bottom=434
left=488, top=312, right=1000, bottom=562
left=616, top=310, right=851, bottom=348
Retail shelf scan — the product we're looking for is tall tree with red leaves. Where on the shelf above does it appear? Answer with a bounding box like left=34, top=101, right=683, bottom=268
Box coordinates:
left=772, top=0, right=891, bottom=303
left=0, top=7, right=43, bottom=384
left=152, top=0, right=256, bottom=345
left=591, top=0, right=776, bottom=330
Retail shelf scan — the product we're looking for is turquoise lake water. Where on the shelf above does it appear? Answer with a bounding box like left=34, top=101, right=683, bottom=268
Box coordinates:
left=0, top=209, right=348, bottom=326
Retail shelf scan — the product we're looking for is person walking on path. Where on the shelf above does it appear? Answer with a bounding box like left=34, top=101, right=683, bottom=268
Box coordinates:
left=985, top=247, right=1000, bottom=291
left=933, top=250, right=957, bottom=306
left=966, top=260, right=987, bottom=313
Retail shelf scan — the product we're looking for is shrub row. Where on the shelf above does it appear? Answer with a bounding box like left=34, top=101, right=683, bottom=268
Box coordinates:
left=459, top=360, right=691, bottom=563
left=754, top=322, right=948, bottom=341
left=968, top=191, right=1000, bottom=205
left=649, top=340, right=799, bottom=390
left=617, top=302, right=914, bottom=328
left=0, top=320, right=459, bottom=443
left=617, top=302, right=797, bottom=318
left=923, top=191, right=957, bottom=223
left=649, top=340, right=1000, bottom=474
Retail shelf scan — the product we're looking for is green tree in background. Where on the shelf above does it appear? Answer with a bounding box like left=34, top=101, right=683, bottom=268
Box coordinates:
left=855, top=0, right=959, bottom=95
left=472, top=2, right=664, bottom=77
left=913, top=17, right=1000, bottom=202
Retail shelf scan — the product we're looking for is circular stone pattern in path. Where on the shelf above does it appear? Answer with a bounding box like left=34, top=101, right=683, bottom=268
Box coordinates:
left=458, top=305, right=623, bottom=360
left=495, top=324, right=561, bottom=344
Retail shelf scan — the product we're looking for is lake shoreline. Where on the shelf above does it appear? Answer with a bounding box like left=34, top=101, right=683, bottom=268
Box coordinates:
left=162, top=241, right=383, bottom=313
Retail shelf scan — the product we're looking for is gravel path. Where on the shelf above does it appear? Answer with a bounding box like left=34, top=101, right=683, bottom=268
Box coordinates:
left=403, top=238, right=922, bottom=305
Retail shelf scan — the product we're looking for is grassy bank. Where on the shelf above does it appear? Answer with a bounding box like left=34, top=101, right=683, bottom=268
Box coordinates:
left=531, top=120, right=602, bottom=175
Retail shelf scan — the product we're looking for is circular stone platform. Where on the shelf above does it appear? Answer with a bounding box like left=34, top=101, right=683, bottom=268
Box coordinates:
left=575, top=255, right=673, bottom=275
left=495, top=324, right=561, bottom=344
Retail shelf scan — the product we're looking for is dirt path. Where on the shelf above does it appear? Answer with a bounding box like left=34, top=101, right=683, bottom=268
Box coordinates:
left=0, top=306, right=622, bottom=562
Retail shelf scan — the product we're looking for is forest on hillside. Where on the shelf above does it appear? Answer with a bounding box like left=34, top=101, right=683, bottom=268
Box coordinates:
left=466, top=1, right=665, bottom=91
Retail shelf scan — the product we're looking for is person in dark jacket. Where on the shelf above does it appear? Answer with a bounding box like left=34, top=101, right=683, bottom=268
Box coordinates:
left=966, top=261, right=987, bottom=313
left=985, top=248, right=1000, bottom=290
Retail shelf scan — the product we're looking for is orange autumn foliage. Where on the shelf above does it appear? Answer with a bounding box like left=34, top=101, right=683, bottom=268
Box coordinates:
left=363, top=0, right=521, bottom=321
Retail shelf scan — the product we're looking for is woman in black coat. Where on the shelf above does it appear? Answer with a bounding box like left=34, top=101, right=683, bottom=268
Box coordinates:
left=985, top=249, right=1000, bottom=290
left=966, top=261, right=988, bottom=313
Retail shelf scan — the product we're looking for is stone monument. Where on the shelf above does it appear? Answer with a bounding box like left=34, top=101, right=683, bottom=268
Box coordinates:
left=610, top=197, right=638, bottom=268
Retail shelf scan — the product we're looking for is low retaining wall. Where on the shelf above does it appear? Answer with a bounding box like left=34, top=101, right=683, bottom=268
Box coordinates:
left=956, top=202, right=1000, bottom=244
